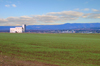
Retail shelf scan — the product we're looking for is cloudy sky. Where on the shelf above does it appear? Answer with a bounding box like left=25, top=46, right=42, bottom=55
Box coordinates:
left=0, top=0, right=100, bottom=26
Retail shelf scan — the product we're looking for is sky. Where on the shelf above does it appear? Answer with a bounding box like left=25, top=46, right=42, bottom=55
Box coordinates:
left=0, top=0, right=100, bottom=26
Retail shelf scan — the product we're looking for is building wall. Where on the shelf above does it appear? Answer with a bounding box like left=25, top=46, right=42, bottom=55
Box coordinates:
left=10, top=28, right=16, bottom=33
left=10, top=27, right=23, bottom=33
left=10, top=24, right=26, bottom=33
left=15, top=27, right=23, bottom=33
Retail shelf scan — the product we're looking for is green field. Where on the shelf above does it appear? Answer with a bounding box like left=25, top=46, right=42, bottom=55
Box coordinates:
left=0, top=33, right=100, bottom=66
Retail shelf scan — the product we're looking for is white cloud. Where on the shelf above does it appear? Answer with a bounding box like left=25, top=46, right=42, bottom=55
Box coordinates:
left=0, top=11, right=84, bottom=26
left=12, top=4, right=16, bottom=7
left=83, top=8, right=90, bottom=11
left=5, top=5, right=10, bottom=7
left=89, top=14, right=100, bottom=18
left=34, top=15, right=60, bottom=23
left=47, top=11, right=83, bottom=17
left=82, top=13, right=91, bottom=18
left=34, top=11, right=83, bottom=23
left=82, top=13, right=100, bottom=19
left=5, top=4, right=17, bottom=7
left=0, top=16, right=37, bottom=26
left=92, top=9, right=99, bottom=12
left=0, top=19, right=8, bottom=22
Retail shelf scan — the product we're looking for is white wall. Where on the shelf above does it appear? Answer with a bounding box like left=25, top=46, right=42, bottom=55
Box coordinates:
left=10, top=27, right=23, bottom=33
left=10, top=28, right=16, bottom=33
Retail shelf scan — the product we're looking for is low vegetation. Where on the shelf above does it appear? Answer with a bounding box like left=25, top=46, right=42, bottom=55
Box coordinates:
left=0, top=33, right=100, bottom=66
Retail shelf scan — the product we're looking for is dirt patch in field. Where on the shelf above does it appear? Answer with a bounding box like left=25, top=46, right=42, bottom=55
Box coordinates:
left=29, top=44, right=42, bottom=48
left=79, top=50, right=100, bottom=54
left=0, top=54, right=59, bottom=66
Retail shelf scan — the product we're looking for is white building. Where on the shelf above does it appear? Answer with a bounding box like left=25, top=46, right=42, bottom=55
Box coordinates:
left=10, top=24, right=26, bottom=33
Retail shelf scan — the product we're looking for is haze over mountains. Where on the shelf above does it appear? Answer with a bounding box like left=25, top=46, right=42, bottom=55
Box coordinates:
left=0, top=23, right=100, bottom=30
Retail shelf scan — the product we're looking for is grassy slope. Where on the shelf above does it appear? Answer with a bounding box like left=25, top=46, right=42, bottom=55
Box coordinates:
left=0, top=33, right=100, bottom=66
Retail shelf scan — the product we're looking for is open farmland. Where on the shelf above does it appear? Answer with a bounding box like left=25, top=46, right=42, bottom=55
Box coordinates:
left=0, top=33, right=100, bottom=66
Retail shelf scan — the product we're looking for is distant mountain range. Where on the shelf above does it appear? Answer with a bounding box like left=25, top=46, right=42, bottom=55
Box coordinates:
left=0, top=23, right=100, bottom=30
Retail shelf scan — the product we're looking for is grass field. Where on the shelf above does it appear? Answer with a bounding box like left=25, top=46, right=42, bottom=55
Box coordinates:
left=0, top=33, right=100, bottom=66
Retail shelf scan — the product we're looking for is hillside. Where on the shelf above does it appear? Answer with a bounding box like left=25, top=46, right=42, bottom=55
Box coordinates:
left=0, top=23, right=100, bottom=30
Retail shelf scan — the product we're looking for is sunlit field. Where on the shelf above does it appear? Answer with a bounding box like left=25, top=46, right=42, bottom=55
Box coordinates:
left=0, top=33, right=100, bottom=66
